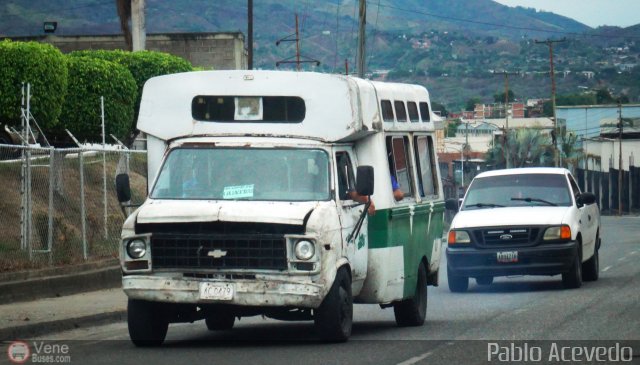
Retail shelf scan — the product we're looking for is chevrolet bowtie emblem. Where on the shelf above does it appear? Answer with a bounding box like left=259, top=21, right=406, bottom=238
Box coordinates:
left=207, top=249, right=228, bottom=258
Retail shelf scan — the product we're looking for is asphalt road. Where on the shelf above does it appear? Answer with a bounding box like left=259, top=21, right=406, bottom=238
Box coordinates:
left=27, top=216, right=640, bottom=365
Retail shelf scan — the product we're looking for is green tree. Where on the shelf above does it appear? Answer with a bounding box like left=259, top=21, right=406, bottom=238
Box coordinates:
left=465, top=97, right=481, bottom=111
left=596, top=88, right=615, bottom=104
left=59, top=56, right=137, bottom=142
left=446, top=119, right=461, bottom=137
left=431, top=101, right=449, bottom=117
left=493, top=90, right=515, bottom=103
left=485, top=129, right=554, bottom=169
left=0, top=40, right=68, bottom=132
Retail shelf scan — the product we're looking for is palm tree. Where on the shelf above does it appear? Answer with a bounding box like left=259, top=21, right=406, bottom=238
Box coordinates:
left=116, top=0, right=132, bottom=51
left=485, top=129, right=554, bottom=169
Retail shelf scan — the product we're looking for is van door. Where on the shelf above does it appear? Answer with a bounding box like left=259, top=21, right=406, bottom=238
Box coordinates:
left=335, top=149, right=368, bottom=283
left=569, top=173, right=596, bottom=258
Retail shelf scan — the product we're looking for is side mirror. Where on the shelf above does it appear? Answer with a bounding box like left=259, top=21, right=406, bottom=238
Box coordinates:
left=445, top=198, right=459, bottom=211
left=578, top=192, right=596, bottom=206
left=355, top=165, right=374, bottom=196
left=115, top=173, right=132, bottom=203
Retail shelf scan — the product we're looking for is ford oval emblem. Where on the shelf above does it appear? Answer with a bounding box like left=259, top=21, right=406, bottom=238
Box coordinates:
left=500, top=234, right=513, bottom=240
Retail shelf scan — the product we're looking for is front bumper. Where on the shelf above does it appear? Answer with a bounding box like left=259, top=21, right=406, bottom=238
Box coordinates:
left=123, top=275, right=326, bottom=308
left=446, top=241, right=578, bottom=278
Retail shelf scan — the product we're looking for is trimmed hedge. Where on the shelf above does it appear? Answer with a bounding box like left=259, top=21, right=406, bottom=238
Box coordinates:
left=0, top=40, right=68, bottom=131
left=59, top=56, right=137, bottom=143
left=70, top=50, right=193, bottom=115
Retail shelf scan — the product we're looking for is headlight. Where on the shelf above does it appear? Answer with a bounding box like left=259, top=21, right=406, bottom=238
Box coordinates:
left=126, top=239, right=147, bottom=259
left=543, top=225, right=571, bottom=241
left=294, top=240, right=315, bottom=260
left=448, top=230, right=471, bottom=245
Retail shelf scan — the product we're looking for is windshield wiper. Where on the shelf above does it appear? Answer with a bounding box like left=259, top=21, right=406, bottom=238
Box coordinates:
left=464, top=203, right=505, bottom=209
left=511, top=197, right=557, bottom=206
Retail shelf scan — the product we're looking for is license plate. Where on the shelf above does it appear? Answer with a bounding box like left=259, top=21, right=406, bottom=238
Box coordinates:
left=199, top=282, right=234, bottom=300
left=497, top=251, right=518, bottom=263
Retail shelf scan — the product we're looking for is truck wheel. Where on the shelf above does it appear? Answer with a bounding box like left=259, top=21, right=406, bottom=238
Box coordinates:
left=393, top=262, right=427, bottom=327
left=127, top=299, right=169, bottom=347
left=582, top=246, right=599, bottom=282
left=314, top=267, right=352, bottom=342
left=447, top=265, right=468, bottom=293
left=476, top=276, right=494, bottom=286
left=205, top=313, right=235, bottom=330
left=562, top=247, right=583, bottom=289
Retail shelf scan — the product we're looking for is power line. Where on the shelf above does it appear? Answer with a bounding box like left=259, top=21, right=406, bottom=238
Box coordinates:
left=373, top=2, right=640, bottom=40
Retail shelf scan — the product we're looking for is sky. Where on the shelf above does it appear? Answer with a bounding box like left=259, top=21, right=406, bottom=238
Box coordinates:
left=493, top=0, right=640, bottom=28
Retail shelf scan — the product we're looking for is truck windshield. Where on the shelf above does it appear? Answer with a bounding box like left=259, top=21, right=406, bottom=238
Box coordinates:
left=462, top=173, right=572, bottom=210
left=150, top=147, right=330, bottom=201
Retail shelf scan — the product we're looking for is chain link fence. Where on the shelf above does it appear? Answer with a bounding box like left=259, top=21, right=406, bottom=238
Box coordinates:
left=0, top=144, right=147, bottom=272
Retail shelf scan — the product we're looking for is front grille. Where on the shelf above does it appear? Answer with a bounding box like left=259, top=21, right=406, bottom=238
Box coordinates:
left=475, top=227, right=540, bottom=247
left=151, top=233, right=287, bottom=270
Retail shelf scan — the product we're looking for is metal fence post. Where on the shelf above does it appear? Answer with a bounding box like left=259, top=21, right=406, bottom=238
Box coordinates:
left=26, top=146, right=33, bottom=260
left=47, top=147, right=54, bottom=265
left=80, top=151, right=87, bottom=260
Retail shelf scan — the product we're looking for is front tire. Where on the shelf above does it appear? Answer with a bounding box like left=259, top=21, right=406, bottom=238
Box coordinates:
left=127, top=299, right=169, bottom=347
left=583, top=245, right=599, bottom=282
left=314, top=267, right=352, bottom=342
left=447, top=265, right=469, bottom=293
left=394, top=262, right=428, bottom=327
left=562, top=246, right=583, bottom=289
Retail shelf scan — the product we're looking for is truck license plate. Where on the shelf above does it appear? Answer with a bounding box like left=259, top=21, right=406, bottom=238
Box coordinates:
left=497, top=251, right=518, bottom=263
left=199, top=282, right=234, bottom=300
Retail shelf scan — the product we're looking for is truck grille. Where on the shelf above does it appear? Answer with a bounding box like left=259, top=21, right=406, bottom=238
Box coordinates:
left=150, top=233, right=287, bottom=270
left=474, top=227, right=540, bottom=247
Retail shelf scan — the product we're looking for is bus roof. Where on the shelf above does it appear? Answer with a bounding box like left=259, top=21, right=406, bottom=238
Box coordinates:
left=137, top=70, right=435, bottom=142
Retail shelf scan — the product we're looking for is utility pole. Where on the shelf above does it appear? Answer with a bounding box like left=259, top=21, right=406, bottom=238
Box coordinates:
left=131, top=0, right=146, bottom=51
left=276, top=14, right=320, bottom=70
left=618, top=101, right=623, bottom=216
left=535, top=38, right=566, bottom=167
left=248, top=0, right=253, bottom=69
left=357, top=0, right=366, bottom=78
left=494, top=71, right=518, bottom=168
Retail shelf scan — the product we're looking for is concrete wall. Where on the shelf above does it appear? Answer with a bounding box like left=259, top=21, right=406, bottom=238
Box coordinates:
left=6, top=32, right=247, bottom=70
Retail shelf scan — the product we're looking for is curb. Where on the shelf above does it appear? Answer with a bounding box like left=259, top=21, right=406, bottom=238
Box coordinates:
left=0, top=310, right=127, bottom=341
left=0, top=265, right=122, bottom=305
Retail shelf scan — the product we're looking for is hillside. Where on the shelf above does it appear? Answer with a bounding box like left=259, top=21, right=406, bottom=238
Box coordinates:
left=1, top=0, right=638, bottom=110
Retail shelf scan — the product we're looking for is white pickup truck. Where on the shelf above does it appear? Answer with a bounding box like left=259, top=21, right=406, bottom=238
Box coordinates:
left=445, top=167, right=601, bottom=292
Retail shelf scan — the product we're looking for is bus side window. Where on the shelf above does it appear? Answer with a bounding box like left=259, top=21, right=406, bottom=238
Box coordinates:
left=414, top=136, right=438, bottom=197
left=386, top=136, right=413, bottom=199
left=394, top=101, right=408, bottom=122
left=335, top=152, right=356, bottom=200
left=381, top=100, right=395, bottom=122
left=419, top=102, right=431, bottom=122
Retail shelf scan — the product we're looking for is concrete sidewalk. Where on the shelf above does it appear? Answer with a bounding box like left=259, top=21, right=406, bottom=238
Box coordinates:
left=0, top=288, right=127, bottom=340
left=0, top=259, right=125, bottom=340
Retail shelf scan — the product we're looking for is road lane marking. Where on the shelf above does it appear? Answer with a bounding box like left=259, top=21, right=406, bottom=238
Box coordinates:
left=602, top=266, right=612, bottom=272
left=397, top=351, right=432, bottom=365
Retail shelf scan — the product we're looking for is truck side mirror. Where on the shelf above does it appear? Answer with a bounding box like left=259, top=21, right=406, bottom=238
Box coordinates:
left=355, top=166, right=374, bottom=196
left=116, top=173, right=132, bottom=203
left=445, top=198, right=459, bottom=211
left=578, top=192, right=596, bottom=206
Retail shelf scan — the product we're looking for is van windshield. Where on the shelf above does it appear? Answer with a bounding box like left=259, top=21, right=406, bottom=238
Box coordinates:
left=462, top=173, right=572, bottom=210
left=150, top=147, right=330, bottom=201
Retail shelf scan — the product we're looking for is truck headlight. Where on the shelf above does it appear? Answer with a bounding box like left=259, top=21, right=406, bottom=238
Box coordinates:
left=543, top=225, right=571, bottom=241
left=126, top=239, right=147, bottom=259
left=448, top=230, right=471, bottom=245
left=294, top=240, right=315, bottom=260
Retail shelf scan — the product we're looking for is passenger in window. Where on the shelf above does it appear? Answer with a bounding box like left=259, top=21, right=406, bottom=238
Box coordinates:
left=391, top=175, right=404, bottom=201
